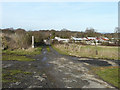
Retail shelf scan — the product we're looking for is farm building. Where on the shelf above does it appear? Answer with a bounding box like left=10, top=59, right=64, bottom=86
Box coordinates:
left=53, top=36, right=113, bottom=45
left=54, top=37, right=69, bottom=43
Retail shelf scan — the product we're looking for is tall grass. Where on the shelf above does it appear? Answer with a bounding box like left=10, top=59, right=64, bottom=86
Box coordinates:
left=53, top=44, right=119, bottom=60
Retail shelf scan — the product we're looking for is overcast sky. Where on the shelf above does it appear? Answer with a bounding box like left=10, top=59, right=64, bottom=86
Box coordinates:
left=1, top=2, right=118, bottom=33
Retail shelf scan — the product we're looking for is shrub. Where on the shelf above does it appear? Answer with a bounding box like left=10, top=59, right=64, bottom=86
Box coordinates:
left=2, top=29, right=32, bottom=49
left=101, top=42, right=109, bottom=46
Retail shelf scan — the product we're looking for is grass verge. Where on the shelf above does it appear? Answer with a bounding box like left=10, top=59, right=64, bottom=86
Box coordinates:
left=52, top=45, right=69, bottom=55
left=2, top=46, right=43, bottom=61
left=2, top=55, right=35, bottom=61
left=52, top=44, right=119, bottom=60
left=46, top=46, right=50, bottom=52
left=92, top=66, right=120, bottom=88
left=2, top=46, right=42, bottom=56
left=2, top=70, right=32, bottom=83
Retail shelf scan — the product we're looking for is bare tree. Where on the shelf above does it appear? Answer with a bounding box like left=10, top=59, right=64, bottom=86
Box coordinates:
left=114, top=27, right=120, bottom=33
left=85, top=27, right=96, bottom=33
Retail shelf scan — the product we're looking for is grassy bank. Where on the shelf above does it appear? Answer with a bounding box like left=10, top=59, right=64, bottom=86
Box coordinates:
left=52, top=45, right=69, bottom=55
left=92, top=66, right=120, bottom=88
left=2, top=47, right=42, bottom=56
left=53, top=44, right=119, bottom=60
left=2, top=46, right=43, bottom=61
left=2, top=55, right=34, bottom=61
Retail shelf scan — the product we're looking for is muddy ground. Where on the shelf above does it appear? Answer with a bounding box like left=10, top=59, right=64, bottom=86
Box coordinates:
left=2, top=46, right=119, bottom=88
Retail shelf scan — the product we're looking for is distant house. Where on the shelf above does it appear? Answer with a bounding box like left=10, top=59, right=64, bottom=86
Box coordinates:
left=86, top=37, right=109, bottom=42
left=54, top=36, right=110, bottom=45
left=54, top=37, right=69, bottom=43
left=71, top=36, right=90, bottom=41
left=71, top=37, right=83, bottom=41
left=98, top=37, right=109, bottom=42
left=71, top=36, right=97, bottom=42
left=86, top=37, right=96, bottom=40
left=101, top=37, right=109, bottom=41
left=82, top=37, right=88, bottom=41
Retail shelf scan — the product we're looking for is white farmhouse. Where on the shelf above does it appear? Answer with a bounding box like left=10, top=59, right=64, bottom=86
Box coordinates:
left=71, top=37, right=83, bottom=41
left=54, top=37, right=69, bottom=43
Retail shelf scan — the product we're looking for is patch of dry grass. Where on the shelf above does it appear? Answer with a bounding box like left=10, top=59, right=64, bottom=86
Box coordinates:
left=53, top=44, right=119, bottom=60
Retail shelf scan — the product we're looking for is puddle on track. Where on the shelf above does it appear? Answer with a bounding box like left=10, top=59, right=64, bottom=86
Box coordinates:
left=43, top=51, right=47, bottom=54
left=78, top=60, right=112, bottom=66
left=42, top=57, right=47, bottom=62
left=64, top=55, right=113, bottom=66
left=46, top=63, right=50, bottom=66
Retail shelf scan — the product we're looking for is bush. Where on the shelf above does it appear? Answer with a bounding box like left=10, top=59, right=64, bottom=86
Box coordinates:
left=52, top=40, right=59, bottom=44
left=101, top=42, right=109, bottom=46
left=2, top=29, right=32, bottom=49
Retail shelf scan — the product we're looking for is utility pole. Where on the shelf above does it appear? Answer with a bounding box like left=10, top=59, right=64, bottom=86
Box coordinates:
left=32, top=36, right=34, bottom=48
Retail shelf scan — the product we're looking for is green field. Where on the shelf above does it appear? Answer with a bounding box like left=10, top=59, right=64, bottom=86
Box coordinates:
left=92, top=66, right=120, bottom=88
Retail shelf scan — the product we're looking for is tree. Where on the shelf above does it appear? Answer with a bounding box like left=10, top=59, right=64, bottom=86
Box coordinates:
left=15, top=28, right=26, bottom=34
left=85, top=27, right=96, bottom=33
left=61, top=28, right=70, bottom=31
left=114, top=27, right=120, bottom=33
left=51, top=31, right=55, bottom=39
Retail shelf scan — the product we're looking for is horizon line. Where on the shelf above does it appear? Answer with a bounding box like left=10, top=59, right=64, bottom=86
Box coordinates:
left=0, top=27, right=115, bottom=33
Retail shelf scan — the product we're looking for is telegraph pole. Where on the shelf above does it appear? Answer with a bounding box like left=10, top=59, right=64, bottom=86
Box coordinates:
left=32, top=36, right=34, bottom=48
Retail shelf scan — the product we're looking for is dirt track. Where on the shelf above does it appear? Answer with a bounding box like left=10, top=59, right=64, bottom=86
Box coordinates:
left=2, top=46, right=118, bottom=88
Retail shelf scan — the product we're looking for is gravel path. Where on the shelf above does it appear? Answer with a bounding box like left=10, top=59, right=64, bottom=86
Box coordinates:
left=2, top=46, right=118, bottom=88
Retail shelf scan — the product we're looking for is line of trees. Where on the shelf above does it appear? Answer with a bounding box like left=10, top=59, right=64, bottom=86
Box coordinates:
left=1, top=27, right=119, bottom=50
